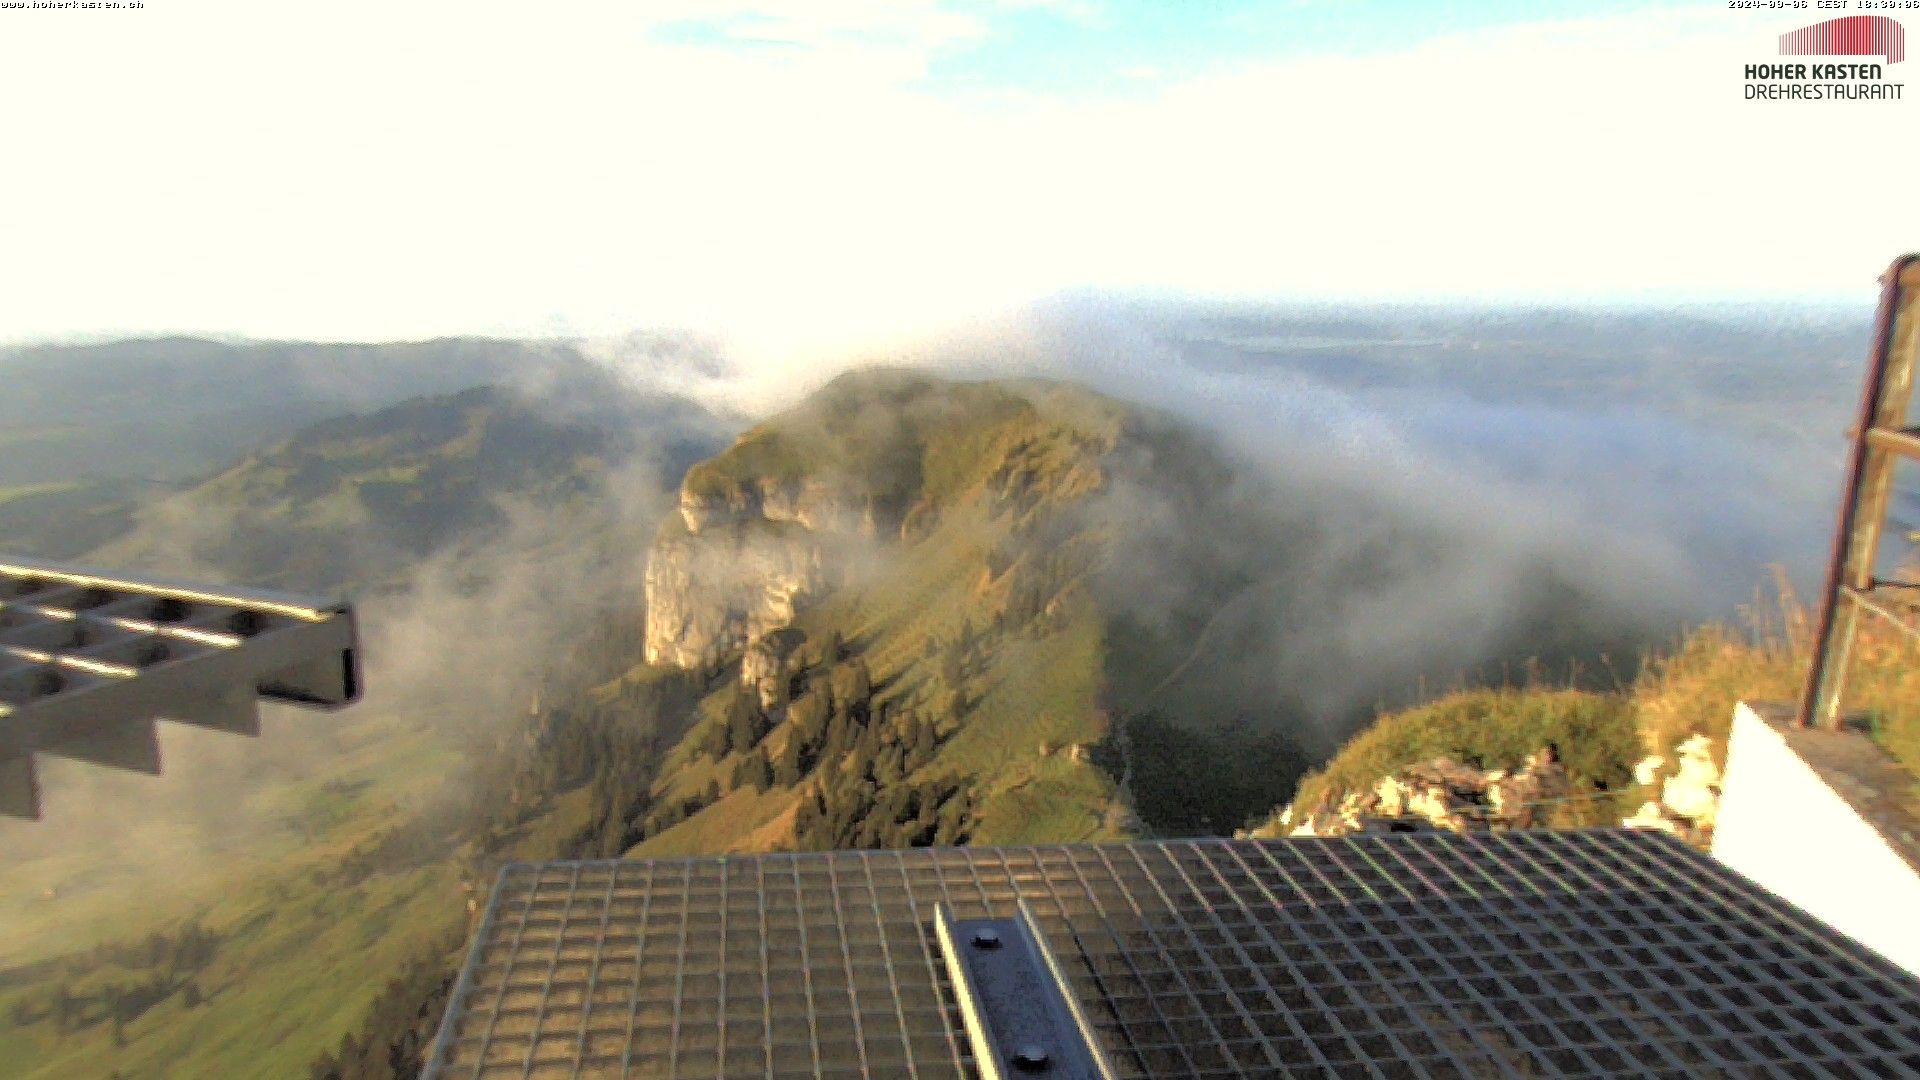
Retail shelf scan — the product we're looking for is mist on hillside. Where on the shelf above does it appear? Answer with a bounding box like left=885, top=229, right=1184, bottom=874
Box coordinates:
left=0, top=300, right=1874, bottom=1077
left=0, top=374, right=727, bottom=955
left=1, top=300, right=1868, bottom=867
left=589, top=298, right=1865, bottom=751
left=1053, top=310, right=1848, bottom=749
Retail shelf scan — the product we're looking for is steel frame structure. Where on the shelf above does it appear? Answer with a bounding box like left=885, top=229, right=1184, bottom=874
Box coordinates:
left=0, top=554, right=360, bottom=818
left=1799, top=254, right=1920, bottom=729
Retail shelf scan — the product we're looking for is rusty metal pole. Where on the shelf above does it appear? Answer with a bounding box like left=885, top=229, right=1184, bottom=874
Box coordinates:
left=1798, top=255, right=1920, bottom=729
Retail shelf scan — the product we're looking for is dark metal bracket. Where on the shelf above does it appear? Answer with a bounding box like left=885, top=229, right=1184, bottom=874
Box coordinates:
left=935, top=899, right=1115, bottom=1080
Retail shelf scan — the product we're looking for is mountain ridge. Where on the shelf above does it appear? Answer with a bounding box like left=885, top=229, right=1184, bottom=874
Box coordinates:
left=623, top=368, right=1316, bottom=856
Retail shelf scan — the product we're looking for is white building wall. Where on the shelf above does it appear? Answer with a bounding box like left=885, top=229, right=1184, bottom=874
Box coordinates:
left=1713, top=702, right=1920, bottom=977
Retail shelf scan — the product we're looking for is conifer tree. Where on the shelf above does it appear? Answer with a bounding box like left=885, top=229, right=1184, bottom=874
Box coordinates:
left=774, top=735, right=803, bottom=787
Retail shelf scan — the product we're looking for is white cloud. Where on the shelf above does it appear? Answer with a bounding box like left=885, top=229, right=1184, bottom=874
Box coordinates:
left=0, top=2, right=1911, bottom=357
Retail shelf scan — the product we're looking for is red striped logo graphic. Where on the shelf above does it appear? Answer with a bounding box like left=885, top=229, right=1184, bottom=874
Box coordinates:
left=1779, top=16, right=1904, bottom=64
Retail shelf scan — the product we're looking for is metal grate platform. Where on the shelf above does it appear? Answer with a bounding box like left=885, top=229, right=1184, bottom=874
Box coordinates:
left=0, top=554, right=360, bottom=819
left=424, top=830, right=1920, bottom=1079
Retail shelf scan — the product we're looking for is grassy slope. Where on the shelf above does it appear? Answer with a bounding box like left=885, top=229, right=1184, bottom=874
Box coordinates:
left=0, top=712, right=450, bottom=967
left=0, top=482, right=82, bottom=505
left=0, top=387, right=704, bottom=1078
left=1, top=709, right=449, bottom=1079
left=1284, top=689, right=1641, bottom=829
left=0, top=702, right=613, bottom=1080
left=1272, top=580, right=1920, bottom=833
left=0, top=479, right=145, bottom=560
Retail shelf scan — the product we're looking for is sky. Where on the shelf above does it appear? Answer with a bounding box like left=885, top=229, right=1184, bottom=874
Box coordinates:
left=0, top=0, right=1914, bottom=356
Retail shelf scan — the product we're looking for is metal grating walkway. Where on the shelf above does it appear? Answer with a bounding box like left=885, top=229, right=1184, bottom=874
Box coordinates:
left=424, top=830, right=1920, bottom=1079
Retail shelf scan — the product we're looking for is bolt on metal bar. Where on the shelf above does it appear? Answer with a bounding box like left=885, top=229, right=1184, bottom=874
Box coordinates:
left=1800, top=253, right=1920, bottom=729
left=935, top=901, right=1113, bottom=1080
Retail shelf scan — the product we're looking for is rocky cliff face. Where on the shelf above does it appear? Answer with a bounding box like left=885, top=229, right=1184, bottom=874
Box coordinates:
left=739, top=627, right=806, bottom=708
left=642, top=480, right=862, bottom=670
left=673, top=474, right=872, bottom=535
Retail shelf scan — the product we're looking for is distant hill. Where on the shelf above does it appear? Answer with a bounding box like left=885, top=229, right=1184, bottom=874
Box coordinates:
left=0, top=479, right=147, bottom=561
left=0, top=335, right=672, bottom=564
left=82, top=382, right=721, bottom=594
left=0, top=336, right=594, bottom=490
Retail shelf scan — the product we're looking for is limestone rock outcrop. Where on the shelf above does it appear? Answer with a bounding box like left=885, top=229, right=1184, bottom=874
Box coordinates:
left=643, top=518, right=825, bottom=671
left=1251, top=748, right=1570, bottom=838
left=643, top=471, right=881, bottom=672
left=740, top=627, right=806, bottom=709
left=1621, top=733, right=1722, bottom=843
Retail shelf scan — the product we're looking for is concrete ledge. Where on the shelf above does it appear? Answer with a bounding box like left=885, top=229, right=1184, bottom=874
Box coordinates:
left=1713, top=700, right=1920, bottom=976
